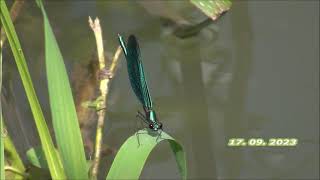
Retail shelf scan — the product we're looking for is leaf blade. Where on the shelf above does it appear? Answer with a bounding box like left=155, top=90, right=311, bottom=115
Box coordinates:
left=106, top=129, right=187, bottom=180
left=37, top=1, right=88, bottom=179
left=0, top=1, right=66, bottom=179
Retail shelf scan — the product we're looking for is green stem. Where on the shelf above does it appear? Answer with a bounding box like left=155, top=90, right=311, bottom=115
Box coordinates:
left=5, top=166, right=29, bottom=178
left=3, top=122, right=25, bottom=180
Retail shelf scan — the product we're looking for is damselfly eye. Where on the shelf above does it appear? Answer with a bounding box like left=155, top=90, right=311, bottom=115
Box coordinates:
left=149, top=124, right=154, bottom=129
left=159, top=123, right=163, bottom=129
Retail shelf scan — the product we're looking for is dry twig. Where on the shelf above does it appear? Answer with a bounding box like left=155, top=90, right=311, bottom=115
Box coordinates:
left=88, top=16, right=121, bottom=179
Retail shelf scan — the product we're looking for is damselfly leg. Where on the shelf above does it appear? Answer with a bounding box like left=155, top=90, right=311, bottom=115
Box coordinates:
left=156, top=129, right=163, bottom=142
left=135, top=111, right=148, bottom=147
left=136, top=111, right=147, bottom=122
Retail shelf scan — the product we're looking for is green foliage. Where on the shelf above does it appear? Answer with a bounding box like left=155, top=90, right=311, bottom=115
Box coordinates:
left=1, top=1, right=190, bottom=179
left=36, top=1, right=88, bottom=179
left=107, top=129, right=187, bottom=180
left=27, top=147, right=49, bottom=169
left=0, top=1, right=66, bottom=179
left=190, top=0, right=232, bottom=20
left=3, top=127, right=25, bottom=180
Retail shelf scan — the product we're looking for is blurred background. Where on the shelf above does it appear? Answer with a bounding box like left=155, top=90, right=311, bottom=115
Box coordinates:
left=1, top=0, right=319, bottom=179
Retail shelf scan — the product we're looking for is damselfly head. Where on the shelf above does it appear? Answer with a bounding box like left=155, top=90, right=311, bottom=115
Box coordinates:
left=149, top=122, right=163, bottom=131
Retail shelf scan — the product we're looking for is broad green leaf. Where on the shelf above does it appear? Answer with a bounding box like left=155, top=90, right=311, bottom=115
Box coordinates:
left=0, top=1, right=66, bottom=179
left=36, top=1, right=88, bottom=179
left=106, top=129, right=187, bottom=180
left=190, top=0, right=232, bottom=21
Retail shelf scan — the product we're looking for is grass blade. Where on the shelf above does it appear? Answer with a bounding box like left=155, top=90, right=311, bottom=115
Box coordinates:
left=36, top=1, right=88, bottom=179
left=0, top=1, right=66, bottom=179
left=106, top=129, right=187, bottom=180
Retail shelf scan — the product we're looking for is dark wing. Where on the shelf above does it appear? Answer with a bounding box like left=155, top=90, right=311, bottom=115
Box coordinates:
left=118, top=34, right=153, bottom=109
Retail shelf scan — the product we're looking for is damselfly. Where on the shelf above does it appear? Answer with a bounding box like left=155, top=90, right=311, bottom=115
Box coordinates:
left=118, top=34, right=163, bottom=131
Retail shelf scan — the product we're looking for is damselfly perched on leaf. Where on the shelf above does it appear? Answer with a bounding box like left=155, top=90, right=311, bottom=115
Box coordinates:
left=118, top=34, right=163, bottom=131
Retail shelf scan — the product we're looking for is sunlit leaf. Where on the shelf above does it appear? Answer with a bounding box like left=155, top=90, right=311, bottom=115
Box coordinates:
left=106, top=129, right=187, bottom=180
left=36, top=0, right=88, bottom=179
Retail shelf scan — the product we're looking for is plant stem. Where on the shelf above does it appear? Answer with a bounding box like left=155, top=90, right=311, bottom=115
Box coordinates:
left=2, top=121, right=25, bottom=180
left=5, top=166, right=29, bottom=178
left=88, top=16, right=121, bottom=179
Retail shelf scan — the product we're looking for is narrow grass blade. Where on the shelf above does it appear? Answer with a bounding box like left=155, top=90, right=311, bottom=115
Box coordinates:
left=36, top=1, right=88, bottom=179
left=106, top=129, right=187, bottom=180
left=0, top=1, right=66, bottom=179
left=190, top=0, right=232, bottom=21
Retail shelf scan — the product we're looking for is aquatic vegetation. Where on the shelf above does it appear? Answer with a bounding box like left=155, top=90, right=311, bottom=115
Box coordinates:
left=0, top=0, right=231, bottom=179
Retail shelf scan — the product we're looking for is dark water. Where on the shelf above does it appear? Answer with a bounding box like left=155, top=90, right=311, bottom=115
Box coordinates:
left=2, top=1, right=319, bottom=179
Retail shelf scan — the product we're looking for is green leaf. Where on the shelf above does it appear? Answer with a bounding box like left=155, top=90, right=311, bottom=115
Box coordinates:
left=26, top=147, right=49, bottom=169
left=0, top=1, right=66, bottom=179
left=106, top=129, right=187, bottom=180
left=190, top=0, right=232, bottom=21
left=37, top=1, right=88, bottom=179
left=27, top=147, right=64, bottom=170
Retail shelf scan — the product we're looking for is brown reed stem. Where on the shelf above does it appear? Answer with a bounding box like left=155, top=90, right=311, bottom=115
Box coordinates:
left=88, top=16, right=121, bottom=179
